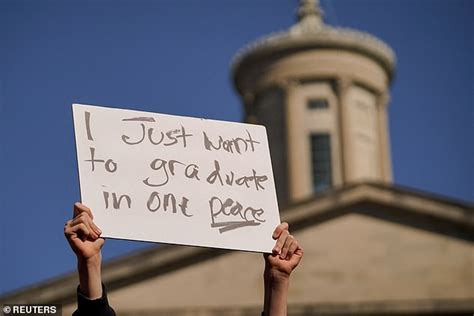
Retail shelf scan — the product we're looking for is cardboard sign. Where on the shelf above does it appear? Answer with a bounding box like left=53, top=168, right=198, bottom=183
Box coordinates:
left=72, top=104, right=281, bottom=253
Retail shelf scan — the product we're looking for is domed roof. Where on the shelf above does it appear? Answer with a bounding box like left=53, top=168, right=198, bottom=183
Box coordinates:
left=232, top=0, right=396, bottom=80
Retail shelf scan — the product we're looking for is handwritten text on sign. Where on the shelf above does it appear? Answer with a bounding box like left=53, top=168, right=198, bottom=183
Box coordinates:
left=72, top=104, right=280, bottom=253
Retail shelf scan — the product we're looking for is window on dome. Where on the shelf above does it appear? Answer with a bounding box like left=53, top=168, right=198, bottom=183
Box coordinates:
left=307, top=98, right=329, bottom=110
left=310, top=133, right=332, bottom=193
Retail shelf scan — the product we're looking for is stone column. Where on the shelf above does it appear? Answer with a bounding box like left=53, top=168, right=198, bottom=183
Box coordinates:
left=242, top=91, right=256, bottom=123
left=284, top=79, right=309, bottom=201
left=336, top=77, right=352, bottom=183
left=377, top=91, right=393, bottom=182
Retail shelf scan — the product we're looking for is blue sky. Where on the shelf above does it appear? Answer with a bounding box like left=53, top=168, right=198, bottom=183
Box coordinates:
left=0, top=0, right=472, bottom=295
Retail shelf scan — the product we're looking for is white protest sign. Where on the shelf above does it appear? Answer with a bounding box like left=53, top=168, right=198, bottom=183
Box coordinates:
left=72, top=104, right=281, bottom=253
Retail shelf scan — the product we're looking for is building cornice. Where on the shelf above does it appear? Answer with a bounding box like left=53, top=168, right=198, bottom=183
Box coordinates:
left=232, top=26, right=396, bottom=84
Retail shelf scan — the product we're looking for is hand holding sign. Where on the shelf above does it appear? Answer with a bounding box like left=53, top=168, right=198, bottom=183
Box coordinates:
left=64, top=202, right=303, bottom=312
left=64, top=203, right=104, bottom=260
left=72, top=104, right=281, bottom=252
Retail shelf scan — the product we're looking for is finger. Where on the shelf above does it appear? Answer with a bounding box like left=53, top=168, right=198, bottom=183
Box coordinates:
left=294, top=247, right=304, bottom=259
left=91, top=221, right=102, bottom=236
left=96, top=237, right=105, bottom=249
left=71, top=211, right=92, bottom=224
left=291, top=248, right=304, bottom=268
left=280, top=235, right=294, bottom=259
left=64, top=220, right=74, bottom=235
left=72, top=212, right=100, bottom=237
left=70, top=223, right=91, bottom=241
left=73, top=202, right=94, bottom=220
left=272, top=222, right=289, bottom=239
left=286, top=239, right=299, bottom=260
left=77, top=212, right=101, bottom=236
left=273, top=229, right=289, bottom=254
left=71, top=215, right=98, bottom=239
left=83, top=216, right=100, bottom=239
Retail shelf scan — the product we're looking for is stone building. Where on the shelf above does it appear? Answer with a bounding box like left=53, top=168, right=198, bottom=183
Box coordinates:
left=2, top=1, right=473, bottom=315
left=233, top=0, right=394, bottom=206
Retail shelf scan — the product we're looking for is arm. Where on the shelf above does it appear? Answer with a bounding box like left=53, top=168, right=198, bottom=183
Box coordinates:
left=64, top=202, right=115, bottom=316
left=263, top=222, right=303, bottom=316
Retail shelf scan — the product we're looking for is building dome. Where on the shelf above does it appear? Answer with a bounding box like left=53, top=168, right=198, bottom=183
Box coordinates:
left=232, top=0, right=396, bottom=94
left=232, top=0, right=397, bottom=205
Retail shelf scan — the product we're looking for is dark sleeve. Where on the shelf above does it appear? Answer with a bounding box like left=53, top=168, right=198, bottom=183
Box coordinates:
left=72, top=284, right=116, bottom=316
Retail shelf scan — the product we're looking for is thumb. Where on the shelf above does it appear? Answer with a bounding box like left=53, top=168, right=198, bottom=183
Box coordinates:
left=95, top=237, right=105, bottom=249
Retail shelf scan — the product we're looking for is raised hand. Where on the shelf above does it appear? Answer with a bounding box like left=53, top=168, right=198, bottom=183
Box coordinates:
left=64, top=202, right=104, bottom=299
left=262, top=222, right=303, bottom=316
left=64, top=202, right=104, bottom=260
left=264, top=222, right=303, bottom=278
